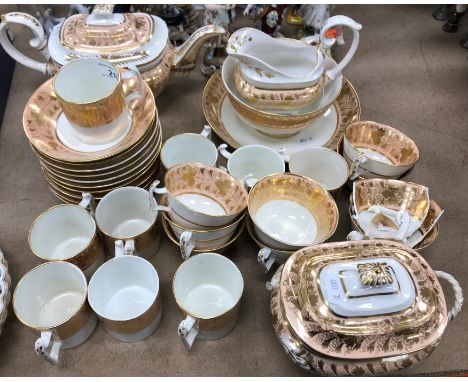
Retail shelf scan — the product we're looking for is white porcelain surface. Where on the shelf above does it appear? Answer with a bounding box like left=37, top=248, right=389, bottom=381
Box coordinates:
left=166, top=213, right=241, bottom=242
left=173, top=253, right=243, bottom=319
left=88, top=256, right=159, bottom=321
left=222, top=55, right=342, bottom=116
left=54, top=59, right=120, bottom=105
left=289, top=147, right=348, bottom=191
left=221, top=144, right=285, bottom=185
left=343, top=137, right=413, bottom=178
left=29, top=205, right=95, bottom=261
left=176, top=194, right=226, bottom=216
left=161, top=133, right=217, bottom=169
left=228, top=28, right=324, bottom=89
left=14, top=262, right=87, bottom=332
left=319, top=258, right=416, bottom=317
left=56, top=110, right=132, bottom=150
left=95, top=187, right=158, bottom=238
left=253, top=200, right=318, bottom=251
left=167, top=193, right=239, bottom=227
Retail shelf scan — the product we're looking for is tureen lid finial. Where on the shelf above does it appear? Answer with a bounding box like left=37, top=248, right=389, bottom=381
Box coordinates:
left=357, top=262, right=393, bottom=286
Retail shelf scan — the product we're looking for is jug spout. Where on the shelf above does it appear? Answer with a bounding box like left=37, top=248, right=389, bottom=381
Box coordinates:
left=173, top=24, right=226, bottom=70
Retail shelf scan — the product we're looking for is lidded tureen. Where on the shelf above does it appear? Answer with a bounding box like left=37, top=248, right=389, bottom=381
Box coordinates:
left=226, top=15, right=361, bottom=110
left=269, top=240, right=463, bottom=376
left=0, top=5, right=226, bottom=95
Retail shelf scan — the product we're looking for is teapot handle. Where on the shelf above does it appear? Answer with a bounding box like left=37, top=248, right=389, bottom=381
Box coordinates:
left=0, top=12, right=49, bottom=75
left=320, top=15, right=362, bottom=81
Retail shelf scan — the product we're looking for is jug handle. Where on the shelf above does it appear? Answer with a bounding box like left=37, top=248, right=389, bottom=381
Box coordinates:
left=320, top=15, right=362, bottom=81
left=0, top=12, right=49, bottom=75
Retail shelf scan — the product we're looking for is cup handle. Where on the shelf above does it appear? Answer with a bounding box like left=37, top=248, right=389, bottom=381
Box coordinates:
left=35, top=331, right=62, bottom=365
left=179, top=231, right=195, bottom=260
left=277, top=147, right=290, bottom=163
left=266, top=265, right=284, bottom=291
left=178, top=315, right=199, bottom=350
left=79, top=192, right=96, bottom=218
left=122, top=64, right=143, bottom=105
left=148, top=180, right=171, bottom=213
left=258, top=248, right=276, bottom=273
left=201, top=125, right=212, bottom=139
left=434, top=271, right=463, bottom=321
left=348, top=151, right=367, bottom=180
left=218, top=143, right=232, bottom=160
left=244, top=173, right=257, bottom=189
left=346, top=230, right=365, bottom=241
left=115, top=239, right=135, bottom=257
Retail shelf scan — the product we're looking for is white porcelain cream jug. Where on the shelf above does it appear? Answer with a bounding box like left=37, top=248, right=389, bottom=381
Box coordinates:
left=0, top=5, right=226, bottom=95
left=226, top=15, right=361, bottom=90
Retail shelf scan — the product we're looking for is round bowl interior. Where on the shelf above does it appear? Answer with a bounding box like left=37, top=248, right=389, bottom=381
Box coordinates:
left=248, top=174, right=338, bottom=248
left=289, top=148, right=348, bottom=191
left=14, top=262, right=87, bottom=328
left=228, top=145, right=285, bottom=182
left=161, top=134, right=217, bottom=169
left=344, top=121, right=419, bottom=167
left=29, top=205, right=95, bottom=260
left=88, top=256, right=158, bottom=321
left=165, top=163, right=248, bottom=218
left=173, top=253, right=243, bottom=319
left=95, top=187, right=158, bottom=238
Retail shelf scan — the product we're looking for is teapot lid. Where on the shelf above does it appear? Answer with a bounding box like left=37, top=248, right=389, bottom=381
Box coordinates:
left=279, top=240, right=447, bottom=360
left=60, top=13, right=154, bottom=55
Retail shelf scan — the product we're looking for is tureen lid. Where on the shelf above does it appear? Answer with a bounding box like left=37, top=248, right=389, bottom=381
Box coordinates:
left=60, top=13, right=154, bottom=55
left=319, top=257, right=416, bottom=317
left=279, top=240, right=447, bottom=360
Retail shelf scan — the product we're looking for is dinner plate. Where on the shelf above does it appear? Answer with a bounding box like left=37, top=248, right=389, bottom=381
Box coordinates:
left=203, top=71, right=360, bottom=157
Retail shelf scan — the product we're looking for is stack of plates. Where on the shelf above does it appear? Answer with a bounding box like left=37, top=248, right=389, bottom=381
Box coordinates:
left=23, top=77, right=161, bottom=204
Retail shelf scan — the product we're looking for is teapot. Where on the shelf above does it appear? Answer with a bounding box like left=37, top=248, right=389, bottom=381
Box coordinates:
left=0, top=5, right=226, bottom=95
left=227, top=15, right=361, bottom=91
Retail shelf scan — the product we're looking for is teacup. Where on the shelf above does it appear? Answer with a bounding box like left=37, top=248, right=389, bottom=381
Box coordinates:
left=13, top=262, right=97, bottom=365
left=162, top=208, right=246, bottom=259
left=28, top=193, right=105, bottom=279
left=344, top=121, right=419, bottom=178
left=288, top=147, right=349, bottom=193
left=248, top=174, right=338, bottom=251
left=95, top=183, right=169, bottom=260
left=160, top=125, right=218, bottom=170
left=245, top=216, right=294, bottom=273
left=174, top=253, right=243, bottom=350
left=218, top=144, right=286, bottom=187
left=153, top=163, right=248, bottom=227
left=53, top=58, right=142, bottom=144
left=88, top=251, right=162, bottom=342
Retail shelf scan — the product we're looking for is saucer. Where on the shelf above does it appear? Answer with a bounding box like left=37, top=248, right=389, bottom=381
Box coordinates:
left=56, top=111, right=132, bottom=153
left=23, top=76, right=156, bottom=163
left=203, top=71, right=360, bottom=157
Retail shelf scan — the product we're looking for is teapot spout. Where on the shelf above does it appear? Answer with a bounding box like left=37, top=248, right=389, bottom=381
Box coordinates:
left=173, top=25, right=226, bottom=70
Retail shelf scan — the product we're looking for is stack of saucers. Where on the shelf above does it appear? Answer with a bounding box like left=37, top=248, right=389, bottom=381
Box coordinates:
left=246, top=173, right=339, bottom=272
left=156, top=163, right=248, bottom=259
left=23, top=75, right=161, bottom=204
